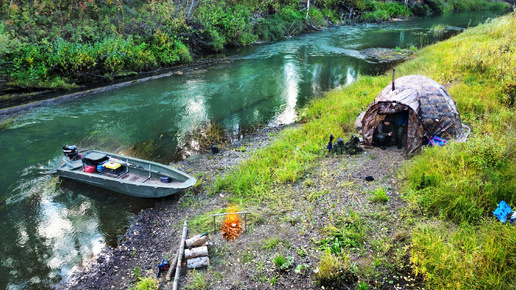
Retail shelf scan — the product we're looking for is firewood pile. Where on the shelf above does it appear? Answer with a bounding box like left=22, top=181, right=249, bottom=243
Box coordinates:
left=165, top=220, right=212, bottom=290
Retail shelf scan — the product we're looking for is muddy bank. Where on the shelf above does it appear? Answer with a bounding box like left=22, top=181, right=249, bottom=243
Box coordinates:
left=0, top=57, right=230, bottom=117
left=57, top=122, right=421, bottom=290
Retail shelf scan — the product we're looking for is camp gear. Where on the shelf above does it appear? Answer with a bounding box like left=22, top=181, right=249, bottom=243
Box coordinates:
left=360, top=75, right=463, bottom=154
left=57, top=149, right=196, bottom=198
left=334, top=137, right=345, bottom=153
left=430, top=136, right=447, bottom=147
left=365, top=176, right=374, bottom=181
left=103, top=161, right=122, bottom=174
left=436, top=118, right=452, bottom=138
left=510, top=211, right=516, bottom=225
left=157, top=259, right=170, bottom=278
left=494, top=201, right=512, bottom=223
left=83, top=165, right=96, bottom=173
left=331, top=135, right=363, bottom=155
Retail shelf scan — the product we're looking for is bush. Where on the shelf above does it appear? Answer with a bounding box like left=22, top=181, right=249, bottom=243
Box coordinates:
left=308, top=7, right=327, bottom=27
left=317, top=249, right=355, bottom=287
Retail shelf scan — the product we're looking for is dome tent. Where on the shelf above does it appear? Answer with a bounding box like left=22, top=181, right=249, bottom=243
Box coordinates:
left=361, top=75, right=462, bottom=154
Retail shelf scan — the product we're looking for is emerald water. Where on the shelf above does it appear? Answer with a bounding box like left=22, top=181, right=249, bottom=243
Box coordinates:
left=0, top=11, right=503, bottom=289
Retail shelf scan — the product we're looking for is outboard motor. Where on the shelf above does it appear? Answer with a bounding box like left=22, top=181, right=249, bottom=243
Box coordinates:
left=62, top=145, right=81, bottom=161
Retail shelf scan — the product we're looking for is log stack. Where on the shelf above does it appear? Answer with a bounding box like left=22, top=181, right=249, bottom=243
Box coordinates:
left=166, top=221, right=211, bottom=290
left=184, top=234, right=210, bottom=269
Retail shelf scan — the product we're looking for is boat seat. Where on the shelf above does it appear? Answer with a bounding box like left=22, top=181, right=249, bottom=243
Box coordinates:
left=68, top=160, right=84, bottom=170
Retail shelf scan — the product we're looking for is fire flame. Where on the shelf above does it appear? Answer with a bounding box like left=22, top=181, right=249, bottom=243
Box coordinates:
left=221, top=205, right=243, bottom=241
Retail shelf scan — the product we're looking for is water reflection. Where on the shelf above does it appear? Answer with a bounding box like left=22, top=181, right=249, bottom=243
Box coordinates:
left=275, top=61, right=300, bottom=125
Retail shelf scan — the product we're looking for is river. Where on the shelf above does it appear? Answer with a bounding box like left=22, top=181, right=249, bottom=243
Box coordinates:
left=0, top=11, right=504, bottom=289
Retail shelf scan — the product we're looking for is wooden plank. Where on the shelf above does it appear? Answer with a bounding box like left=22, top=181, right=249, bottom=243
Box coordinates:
left=173, top=220, right=188, bottom=290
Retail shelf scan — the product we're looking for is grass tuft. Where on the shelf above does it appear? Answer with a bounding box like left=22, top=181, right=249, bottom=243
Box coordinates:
left=370, top=187, right=390, bottom=203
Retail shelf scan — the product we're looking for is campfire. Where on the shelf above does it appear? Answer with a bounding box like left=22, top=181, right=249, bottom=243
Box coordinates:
left=221, top=205, right=243, bottom=241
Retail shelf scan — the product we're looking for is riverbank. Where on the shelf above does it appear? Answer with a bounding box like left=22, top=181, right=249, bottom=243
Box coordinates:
left=1, top=0, right=511, bottom=94
left=60, top=11, right=516, bottom=289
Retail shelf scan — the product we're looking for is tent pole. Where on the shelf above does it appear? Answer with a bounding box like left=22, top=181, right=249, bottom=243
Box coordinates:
left=392, top=69, right=396, bottom=91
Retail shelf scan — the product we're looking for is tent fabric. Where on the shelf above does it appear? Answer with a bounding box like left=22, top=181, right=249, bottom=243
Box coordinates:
left=361, top=75, right=462, bottom=154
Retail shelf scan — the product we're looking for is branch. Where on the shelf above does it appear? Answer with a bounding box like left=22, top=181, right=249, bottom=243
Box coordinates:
left=306, top=0, right=310, bottom=19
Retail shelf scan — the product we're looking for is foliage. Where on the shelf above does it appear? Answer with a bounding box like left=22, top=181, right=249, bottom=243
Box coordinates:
left=295, top=263, right=309, bottom=274
left=131, top=267, right=158, bottom=290
left=317, top=249, right=355, bottom=288
left=131, top=277, right=158, bottom=290
left=261, top=237, right=282, bottom=250
left=370, top=187, right=389, bottom=203
left=272, top=255, right=294, bottom=271
left=1, top=0, right=508, bottom=89
left=184, top=270, right=208, bottom=290
left=423, top=0, right=511, bottom=14
left=320, top=210, right=367, bottom=252
left=411, top=220, right=516, bottom=289
left=362, top=1, right=412, bottom=22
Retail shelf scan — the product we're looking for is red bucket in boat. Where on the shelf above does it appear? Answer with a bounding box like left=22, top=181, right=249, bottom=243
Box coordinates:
left=83, top=165, right=96, bottom=173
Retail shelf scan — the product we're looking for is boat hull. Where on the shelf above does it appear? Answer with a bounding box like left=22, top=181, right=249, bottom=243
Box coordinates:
left=57, top=150, right=196, bottom=198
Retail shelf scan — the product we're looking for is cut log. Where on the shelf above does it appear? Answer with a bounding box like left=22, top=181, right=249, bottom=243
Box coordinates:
left=185, top=235, right=209, bottom=248
left=185, top=246, right=208, bottom=259
left=165, top=248, right=180, bottom=281
left=187, top=256, right=209, bottom=269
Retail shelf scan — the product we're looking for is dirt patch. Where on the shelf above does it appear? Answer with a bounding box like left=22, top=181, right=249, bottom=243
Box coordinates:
left=57, top=125, right=422, bottom=290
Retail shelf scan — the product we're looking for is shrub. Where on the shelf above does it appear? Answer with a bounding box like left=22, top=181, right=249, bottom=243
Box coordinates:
left=317, top=249, right=355, bottom=287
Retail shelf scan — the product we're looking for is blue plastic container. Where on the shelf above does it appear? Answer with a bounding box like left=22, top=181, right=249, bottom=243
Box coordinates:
left=97, top=164, right=104, bottom=173
left=493, top=201, right=512, bottom=223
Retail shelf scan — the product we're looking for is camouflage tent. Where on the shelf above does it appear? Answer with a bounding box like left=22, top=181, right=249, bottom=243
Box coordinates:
left=361, top=75, right=462, bottom=154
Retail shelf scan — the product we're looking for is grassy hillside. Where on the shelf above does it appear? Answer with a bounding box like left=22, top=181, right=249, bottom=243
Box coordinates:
left=0, top=0, right=510, bottom=91
left=210, top=11, right=516, bottom=289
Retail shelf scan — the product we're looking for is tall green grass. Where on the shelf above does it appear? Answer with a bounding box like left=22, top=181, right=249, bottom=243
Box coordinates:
left=398, top=12, right=516, bottom=288
left=411, top=220, right=516, bottom=289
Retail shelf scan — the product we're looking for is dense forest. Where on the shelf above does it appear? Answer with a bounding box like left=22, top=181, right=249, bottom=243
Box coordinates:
left=0, top=0, right=511, bottom=91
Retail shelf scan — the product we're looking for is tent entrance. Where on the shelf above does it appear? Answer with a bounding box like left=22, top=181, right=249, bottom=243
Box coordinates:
left=372, top=111, right=409, bottom=148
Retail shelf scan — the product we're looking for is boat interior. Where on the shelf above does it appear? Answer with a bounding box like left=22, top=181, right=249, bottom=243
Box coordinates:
left=63, top=151, right=185, bottom=186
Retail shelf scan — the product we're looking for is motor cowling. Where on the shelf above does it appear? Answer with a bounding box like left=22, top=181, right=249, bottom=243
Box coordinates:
left=63, top=145, right=81, bottom=161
